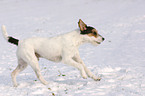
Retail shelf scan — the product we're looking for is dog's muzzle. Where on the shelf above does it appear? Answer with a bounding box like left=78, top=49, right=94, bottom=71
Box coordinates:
left=96, top=37, right=105, bottom=44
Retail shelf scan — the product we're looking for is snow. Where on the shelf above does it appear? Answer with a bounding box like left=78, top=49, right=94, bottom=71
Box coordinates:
left=0, top=0, right=145, bottom=96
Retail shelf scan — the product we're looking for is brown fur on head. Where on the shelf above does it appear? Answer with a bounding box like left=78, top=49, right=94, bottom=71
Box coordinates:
left=87, top=29, right=99, bottom=38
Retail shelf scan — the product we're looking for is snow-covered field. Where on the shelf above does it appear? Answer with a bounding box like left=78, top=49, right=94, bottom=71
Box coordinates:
left=0, top=0, right=145, bottom=96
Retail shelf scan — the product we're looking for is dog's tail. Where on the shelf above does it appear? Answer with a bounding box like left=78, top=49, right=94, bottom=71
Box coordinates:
left=1, top=25, right=19, bottom=46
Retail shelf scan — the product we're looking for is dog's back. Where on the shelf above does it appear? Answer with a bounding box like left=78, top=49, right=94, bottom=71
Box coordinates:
left=17, top=30, right=81, bottom=62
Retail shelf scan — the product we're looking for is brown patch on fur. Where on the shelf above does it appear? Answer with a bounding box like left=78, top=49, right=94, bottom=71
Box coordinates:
left=35, top=53, right=40, bottom=60
left=87, top=29, right=98, bottom=38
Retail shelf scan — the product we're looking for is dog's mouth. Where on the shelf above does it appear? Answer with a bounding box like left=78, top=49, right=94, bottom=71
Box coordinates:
left=96, top=41, right=101, bottom=44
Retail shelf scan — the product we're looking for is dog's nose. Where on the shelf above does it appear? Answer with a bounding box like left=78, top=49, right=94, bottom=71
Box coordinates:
left=102, top=37, right=105, bottom=41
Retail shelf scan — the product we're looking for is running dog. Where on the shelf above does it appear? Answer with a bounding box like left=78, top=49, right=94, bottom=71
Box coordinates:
left=1, top=19, right=105, bottom=87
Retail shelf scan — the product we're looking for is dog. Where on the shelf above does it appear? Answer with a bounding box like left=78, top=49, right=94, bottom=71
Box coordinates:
left=1, top=19, right=105, bottom=87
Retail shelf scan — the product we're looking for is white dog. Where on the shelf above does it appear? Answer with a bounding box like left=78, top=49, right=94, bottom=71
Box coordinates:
left=2, top=19, right=104, bottom=87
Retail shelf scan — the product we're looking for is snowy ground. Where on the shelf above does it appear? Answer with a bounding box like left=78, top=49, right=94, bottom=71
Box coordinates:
left=0, top=0, right=145, bottom=96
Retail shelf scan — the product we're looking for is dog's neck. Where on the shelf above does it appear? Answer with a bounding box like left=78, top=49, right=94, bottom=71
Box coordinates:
left=70, top=29, right=88, bottom=47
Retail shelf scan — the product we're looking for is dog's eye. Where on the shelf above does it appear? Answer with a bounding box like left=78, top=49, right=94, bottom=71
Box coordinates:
left=93, top=32, right=97, bottom=35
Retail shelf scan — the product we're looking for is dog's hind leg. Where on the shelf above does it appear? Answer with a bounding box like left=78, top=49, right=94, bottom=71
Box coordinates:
left=31, top=62, right=48, bottom=85
left=11, top=59, right=28, bottom=87
left=25, top=54, right=48, bottom=85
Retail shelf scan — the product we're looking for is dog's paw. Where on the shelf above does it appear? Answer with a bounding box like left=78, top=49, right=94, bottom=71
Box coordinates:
left=82, top=75, right=87, bottom=79
left=81, top=70, right=87, bottom=79
left=42, top=81, right=48, bottom=85
left=13, top=84, right=18, bottom=87
left=92, top=75, right=101, bottom=81
left=40, top=79, right=48, bottom=85
left=81, top=73, right=87, bottom=79
left=95, top=78, right=101, bottom=81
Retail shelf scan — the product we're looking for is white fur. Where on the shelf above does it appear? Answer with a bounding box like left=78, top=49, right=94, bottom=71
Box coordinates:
left=1, top=25, right=9, bottom=40
left=2, top=26, right=104, bottom=87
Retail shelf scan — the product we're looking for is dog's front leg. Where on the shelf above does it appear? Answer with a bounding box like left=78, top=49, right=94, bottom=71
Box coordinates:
left=73, top=53, right=101, bottom=81
left=62, top=57, right=87, bottom=79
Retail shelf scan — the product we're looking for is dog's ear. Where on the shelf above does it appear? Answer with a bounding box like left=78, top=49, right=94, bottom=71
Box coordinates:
left=78, top=19, right=87, bottom=31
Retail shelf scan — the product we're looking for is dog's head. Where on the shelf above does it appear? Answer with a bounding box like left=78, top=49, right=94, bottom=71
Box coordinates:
left=78, top=19, right=105, bottom=46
